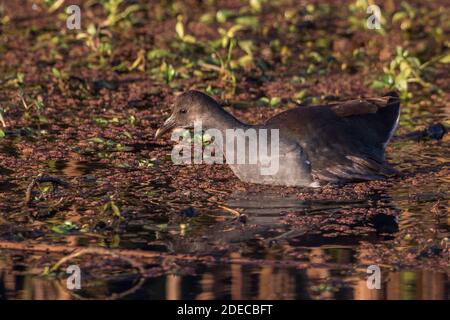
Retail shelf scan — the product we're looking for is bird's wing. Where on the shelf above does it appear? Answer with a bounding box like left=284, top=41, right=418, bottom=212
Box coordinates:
left=265, top=92, right=401, bottom=183
left=327, top=92, right=401, bottom=147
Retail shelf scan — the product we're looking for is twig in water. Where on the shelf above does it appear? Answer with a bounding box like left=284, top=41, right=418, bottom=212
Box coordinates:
left=218, top=205, right=241, bottom=217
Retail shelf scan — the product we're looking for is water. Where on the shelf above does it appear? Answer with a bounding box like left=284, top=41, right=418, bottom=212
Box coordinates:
left=0, top=250, right=447, bottom=299
left=0, top=102, right=448, bottom=300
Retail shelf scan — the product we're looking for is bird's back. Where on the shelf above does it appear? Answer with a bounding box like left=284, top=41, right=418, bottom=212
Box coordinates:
left=265, top=92, right=401, bottom=182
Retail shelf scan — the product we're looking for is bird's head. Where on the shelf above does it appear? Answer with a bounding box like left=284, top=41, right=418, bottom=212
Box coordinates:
left=155, top=90, right=222, bottom=139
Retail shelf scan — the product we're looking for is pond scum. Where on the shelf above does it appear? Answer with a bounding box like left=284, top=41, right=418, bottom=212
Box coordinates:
left=0, top=0, right=448, bottom=300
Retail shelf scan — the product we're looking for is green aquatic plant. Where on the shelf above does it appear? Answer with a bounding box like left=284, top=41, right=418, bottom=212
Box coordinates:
left=52, top=221, right=87, bottom=234
left=44, top=0, right=65, bottom=13
left=147, top=48, right=173, bottom=61
left=214, top=36, right=238, bottom=89
left=51, top=67, right=69, bottom=91
left=146, top=10, right=256, bottom=93
left=257, top=96, right=281, bottom=108
left=372, top=46, right=450, bottom=99
left=249, top=0, right=264, bottom=13
left=19, top=91, right=47, bottom=126
left=100, top=0, right=140, bottom=27
left=391, top=2, right=448, bottom=59
left=160, top=61, right=177, bottom=84
left=102, top=196, right=122, bottom=218
left=175, top=15, right=197, bottom=44
left=88, top=137, right=133, bottom=153
left=137, top=159, right=156, bottom=168
left=0, top=107, right=7, bottom=138
left=371, top=46, right=441, bottom=99
left=0, top=109, right=6, bottom=127
left=76, top=24, right=113, bottom=68
left=200, top=24, right=254, bottom=93
left=5, top=72, right=25, bottom=89
left=348, top=0, right=386, bottom=34
left=391, top=1, right=417, bottom=31
left=214, top=1, right=261, bottom=27
left=128, top=49, right=146, bottom=72
left=99, top=234, right=121, bottom=248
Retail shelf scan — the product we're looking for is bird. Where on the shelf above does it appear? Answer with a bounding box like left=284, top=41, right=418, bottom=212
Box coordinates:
left=155, top=90, right=401, bottom=187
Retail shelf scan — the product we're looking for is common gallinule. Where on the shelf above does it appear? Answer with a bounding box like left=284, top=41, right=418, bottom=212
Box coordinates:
left=155, top=90, right=400, bottom=187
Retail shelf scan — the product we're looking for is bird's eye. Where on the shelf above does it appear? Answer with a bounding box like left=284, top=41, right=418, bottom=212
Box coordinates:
left=180, top=109, right=187, bottom=114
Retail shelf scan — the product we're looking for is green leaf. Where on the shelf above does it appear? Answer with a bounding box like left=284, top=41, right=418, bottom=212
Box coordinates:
left=238, top=55, right=253, bottom=67
left=147, top=49, right=171, bottom=60
left=202, top=133, right=212, bottom=144
left=123, top=131, right=133, bottom=139
left=250, top=0, right=262, bottom=12
left=399, top=60, right=409, bottom=72
left=382, top=74, right=394, bottom=86
left=175, top=20, right=184, bottom=39
left=87, top=23, right=97, bottom=36
left=47, top=0, right=64, bottom=13
left=270, top=97, right=281, bottom=107
left=398, top=67, right=412, bottom=80
left=38, top=115, right=47, bottom=124
left=0, top=111, right=5, bottom=127
left=111, top=202, right=121, bottom=217
left=395, top=78, right=408, bottom=92
left=52, top=221, right=78, bottom=234
left=235, top=16, right=259, bottom=27
left=164, top=63, right=176, bottom=83
left=182, top=34, right=196, bottom=44
left=408, top=57, right=421, bottom=68
left=0, top=129, right=5, bottom=138
left=438, top=54, right=450, bottom=64
left=89, top=137, right=105, bottom=144
left=94, top=118, right=109, bottom=126
left=371, top=80, right=387, bottom=89
left=216, top=9, right=235, bottom=23
left=309, top=51, right=323, bottom=63
left=293, top=90, right=308, bottom=101
left=392, top=12, right=407, bottom=23
left=238, top=40, right=254, bottom=56
left=51, top=67, right=62, bottom=78
left=257, top=97, right=270, bottom=106
left=199, top=13, right=214, bottom=24
left=227, top=25, right=245, bottom=38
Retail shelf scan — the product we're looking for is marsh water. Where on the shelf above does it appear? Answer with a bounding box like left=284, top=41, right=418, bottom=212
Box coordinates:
left=0, top=101, right=448, bottom=300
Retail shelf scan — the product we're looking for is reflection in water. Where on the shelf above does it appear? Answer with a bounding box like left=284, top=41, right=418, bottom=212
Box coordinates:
left=1, top=149, right=448, bottom=300
left=0, top=181, right=447, bottom=300
left=0, top=252, right=447, bottom=300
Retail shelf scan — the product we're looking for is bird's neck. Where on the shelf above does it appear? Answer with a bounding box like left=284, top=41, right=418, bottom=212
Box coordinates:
left=203, top=107, right=250, bottom=133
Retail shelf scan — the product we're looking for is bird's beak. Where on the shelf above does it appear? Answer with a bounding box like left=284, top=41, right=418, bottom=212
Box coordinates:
left=155, top=114, right=176, bottom=139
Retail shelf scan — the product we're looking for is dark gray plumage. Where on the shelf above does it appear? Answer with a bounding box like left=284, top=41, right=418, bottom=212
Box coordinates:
left=155, top=90, right=400, bottom=187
